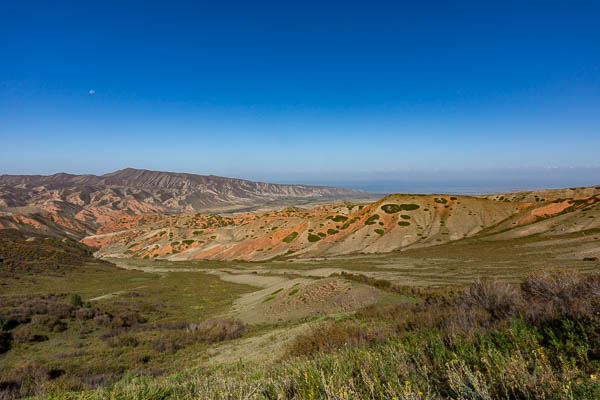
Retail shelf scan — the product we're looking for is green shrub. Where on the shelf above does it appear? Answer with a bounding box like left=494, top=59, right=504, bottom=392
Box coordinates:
left=307, top=234, right=321, bottom=242
left=399, top=203, right=420, bottom=210
left=340, top=217, right=359, bottom=230
left=288, top=288, right=299, bottom=296
left=327, top=229, right=339, bottom=235
left=374, top=229, right=384, bottom=236
left=400, top=214, right=411, bottom=219
left=398, top=221, right=410, bottom=226
left=327, top=215, right=348, bottom=222
left=192, top=230, right=203, bottom=235
left=182, top=240, right=194, bottom=245
left=282, top=232, right=298, bottom=243
left=365, top=214, right=380, bottom=225
left=381, top=204, right=401, bottom=214
left=262, top=295, right=276, bottom=303
left=70, top=294, right=83, bottom=308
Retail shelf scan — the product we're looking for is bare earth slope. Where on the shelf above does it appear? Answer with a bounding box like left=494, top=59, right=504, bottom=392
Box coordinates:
left=83, top=186, right=600, bottom=261
left=0, top=168, right=364, bottom=238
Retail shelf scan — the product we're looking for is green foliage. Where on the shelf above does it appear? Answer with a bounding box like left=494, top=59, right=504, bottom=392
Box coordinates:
left=192, top=230, right=203, bottom=235
left=327, top=215, right=348, bottom=222
left=282, top=232, right=298, bottom=243
left=365, top=214, right=380, bottom=225
left=181, top=240, right=194, bottom=245
left=400, top=214, right=411, bottom=219
left=381, top=204, right=401, bottom=214
left=340, top=217, right=359, bottom=230
left=327, top=229, right=339, bottom=235
left=434, top=197, right=448, bottom=204
left=10, top=271, right=600, bottom=399
left=398, top=221, right=410, bottom=226
left=0, top=235, right=99, bottom=275
left=374, top=229, right=384, bottom=236
left=262, top=295, right=276, bottom=303
left=288, top=288, right=299, bottom=296
left=69, top=294, right=83, bottom=308
left=399, top=203, right=420, bottom=211
left=307, top=234, right=321, bottom=242
left=317, top=232, right=326, bottom=238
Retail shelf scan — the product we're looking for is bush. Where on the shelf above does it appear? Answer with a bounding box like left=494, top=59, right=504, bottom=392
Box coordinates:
left=307, top=234, right=321, bottom=242
left=0, top=331, right=11, bottom=354
left=365, top=214, right=380, bottom=225
left=12, top=325, right=49, bottom=343
left=282, top=232, right=298, bottom=243
left=400, top=203, right=420, bottom=210
left=107, top=334, right=139, bottom=348
left=285, top=321, right=389, bottom=357
left=326, top=215, right=348, bottom=222
left=70, top=294, right=83, bottom=308
left=188, top=317, right=245, bottom=343
left=381, top=204, right=401, bottom=214
left=4, top=361, right=60, bottom=398
left=461, top=278, right=521, bottom=320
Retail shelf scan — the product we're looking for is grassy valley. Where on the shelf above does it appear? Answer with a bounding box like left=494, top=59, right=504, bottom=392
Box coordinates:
left=1, top=187, right=600, bottom=399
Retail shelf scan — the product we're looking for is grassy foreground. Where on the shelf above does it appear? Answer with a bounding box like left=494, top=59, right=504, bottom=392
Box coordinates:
left=33, top=271, right=600, bottom=399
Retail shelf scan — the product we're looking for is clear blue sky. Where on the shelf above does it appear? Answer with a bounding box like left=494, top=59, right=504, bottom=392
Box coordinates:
left=1, top=1, right=599, bottom=188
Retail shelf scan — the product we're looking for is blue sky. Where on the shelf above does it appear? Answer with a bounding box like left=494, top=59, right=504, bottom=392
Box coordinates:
left=1, top=1, right=599, bottom=189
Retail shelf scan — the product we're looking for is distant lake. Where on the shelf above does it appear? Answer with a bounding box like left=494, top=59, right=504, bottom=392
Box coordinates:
left=267, top=168, right=599, bottom=196
left=315, top=181, right=559, bottom=195
left=278, top=179, right=600, bottom=195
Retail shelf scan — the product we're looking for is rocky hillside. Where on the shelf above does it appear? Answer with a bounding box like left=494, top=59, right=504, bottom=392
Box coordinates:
left=0, top=169, right=364, bottom=238
left=82, top=185, right=600, bottom=262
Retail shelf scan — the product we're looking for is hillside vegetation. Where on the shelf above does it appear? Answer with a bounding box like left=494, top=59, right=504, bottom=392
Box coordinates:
left=84, top=188, right=600, bottom=262
left=5, top=271, right=599, bottom=399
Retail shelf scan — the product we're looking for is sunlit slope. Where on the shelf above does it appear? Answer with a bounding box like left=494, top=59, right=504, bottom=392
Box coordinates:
left=81, top=194, right=527, bottom=261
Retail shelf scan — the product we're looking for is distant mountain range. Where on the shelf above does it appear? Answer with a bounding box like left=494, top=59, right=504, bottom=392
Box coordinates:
left=0, top=168, right=365, bottom=238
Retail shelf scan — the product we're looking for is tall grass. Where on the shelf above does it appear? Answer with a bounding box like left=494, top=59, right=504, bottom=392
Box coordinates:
left=25, top=272, right=600, bottom=399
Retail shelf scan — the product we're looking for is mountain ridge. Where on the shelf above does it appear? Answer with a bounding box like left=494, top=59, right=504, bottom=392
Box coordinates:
left=0, top=168, right=366, bottom=238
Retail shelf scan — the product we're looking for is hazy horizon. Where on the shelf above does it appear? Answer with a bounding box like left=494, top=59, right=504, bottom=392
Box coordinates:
left=1, top=165, right=598, bottom=195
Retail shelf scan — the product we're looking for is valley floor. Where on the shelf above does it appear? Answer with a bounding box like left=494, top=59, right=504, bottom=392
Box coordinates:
left=1, top=228, right=599, bottom=398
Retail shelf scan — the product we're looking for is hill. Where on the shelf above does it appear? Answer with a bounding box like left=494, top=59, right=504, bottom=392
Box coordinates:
left=0, top=168, right=365, bottom=239
left=0, top=229, right=109, bottom=278
left=83, top=186, right=600, bottom=261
